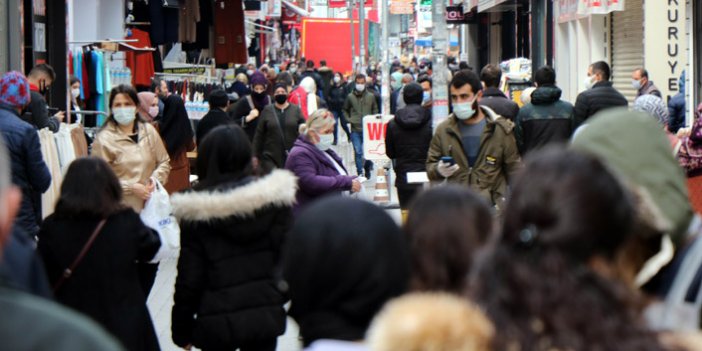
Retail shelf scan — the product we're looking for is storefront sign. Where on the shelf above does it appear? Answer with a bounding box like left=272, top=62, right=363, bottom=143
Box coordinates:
left=363, top=115, right=394, bottom=161
left=163, top=67, right=207, bottom=75
left=417, top=3, right=432, bottom=33
left=390, top=0, right=415, bottom=15
left=267, top=0, right=282, bottom=18
left=644, top=0, right=687, bottom=102
left=577, top=0, right=625, bottom=15
left=446, top=4, right=476, bottom=23
left=557, top=0, right=583, bottom=23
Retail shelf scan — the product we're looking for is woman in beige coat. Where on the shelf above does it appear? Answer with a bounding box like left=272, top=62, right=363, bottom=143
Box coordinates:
left=92, top=84, right=171, bottom=297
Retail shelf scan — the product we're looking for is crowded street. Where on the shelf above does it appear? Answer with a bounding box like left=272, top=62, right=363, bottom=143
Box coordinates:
left=2, top=0, right=702, bottom=351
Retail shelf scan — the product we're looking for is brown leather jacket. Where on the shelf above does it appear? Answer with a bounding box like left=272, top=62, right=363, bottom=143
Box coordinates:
left=92, top=121, right=171, bottom=212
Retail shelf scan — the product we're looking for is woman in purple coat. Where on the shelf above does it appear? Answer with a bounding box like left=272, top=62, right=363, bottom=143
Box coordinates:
left=285, top=109, right=362, bottom=214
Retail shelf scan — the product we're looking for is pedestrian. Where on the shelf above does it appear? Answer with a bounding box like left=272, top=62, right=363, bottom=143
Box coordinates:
left=137, top=92, right=159, bottom=122
left=150, top=77, right=169, bottom=119
left=633, top=67, right=662, bottom=98
left=514, top=66, right=575, bottom=155
left=418, top=75, right=433, bottom=110
left=91, top=84, right=170, bottom=298
left=299, top=59, right=325, bottom=97
left=0, top=140, right=122, bottom=351
left=390, top=71, right=404, bottom=114
left=367, top=293, right=494, bottom=351
left=38, top=157, right=161, bottom=351
left=471, top=147, right=668, bottom=351
left=283, top=197, right=410, bottom=350
left=571, top=110, right=702, bottom=332
left=479, top=64, right=519, bottom=121
left=68, top=76, right=84, bottom=124
left=426, top=69, right=520, bottom=212
left=0, top=71, right=51, bottom=239
left=343, top=74, right=379, bottom=177
left=196, top=89, right=233, bottom=145
left=289, top=77, right=324, bottom=120
left=157, top=95, right=196, bottom=194
left=285, top=109, right=361, bottom=214
left=385, top=82, right=432, bottom=209
left=24, top=63, right=64, bottom=132
left=171, top=125, right=294, bottom=351
left=406, top=186, right=492, bottom=293
left=328, top=71, right=352, bottom=144
left=253, top=83, right=305, bottom=174
left=574, top=61, right=628, bottom=127
left=318, top=59, right=334, bottom=100
left=393, top=73, right=415, bottom=113
left=286, top=62, right=301, bottom=85
left=668, top=71, right=686, bottom=134
left=230, top=71, right=271, bottom=141
left=229, top=73, right=251, bottom=99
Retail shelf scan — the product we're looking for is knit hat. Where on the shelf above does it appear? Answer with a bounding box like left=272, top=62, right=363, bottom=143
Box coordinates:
left=633, top=95, right=669, bottom=126
left=249, top=71, right=269, bottom=88
left=0, top=71, right=31, bottom=109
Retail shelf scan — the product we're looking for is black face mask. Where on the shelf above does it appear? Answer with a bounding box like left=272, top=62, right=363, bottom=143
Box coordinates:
left=251, top=91, right=266, bottom=99
left=275, top=94, right=288, bottom=105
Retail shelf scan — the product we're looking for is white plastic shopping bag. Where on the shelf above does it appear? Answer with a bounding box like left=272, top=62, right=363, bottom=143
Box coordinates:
left=140, top=179, right=180, bottom=263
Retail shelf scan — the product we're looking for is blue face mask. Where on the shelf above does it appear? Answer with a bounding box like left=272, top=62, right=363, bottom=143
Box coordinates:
left=422, top=91, right=431, bottom=104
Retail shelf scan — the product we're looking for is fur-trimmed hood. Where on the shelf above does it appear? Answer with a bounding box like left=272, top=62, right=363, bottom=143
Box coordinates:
left=171, top=169, right=298, bottom=221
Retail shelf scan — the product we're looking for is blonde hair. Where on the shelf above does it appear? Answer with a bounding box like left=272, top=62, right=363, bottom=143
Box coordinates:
left=236, top=73, right=249, bottom=85
left=367, top=293, right=494, bottom=351
left=299, top=108, right=335, bottom=137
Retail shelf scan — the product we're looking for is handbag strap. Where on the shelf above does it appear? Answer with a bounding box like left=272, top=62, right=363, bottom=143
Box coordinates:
left=52, top=219, right=107, bottom=293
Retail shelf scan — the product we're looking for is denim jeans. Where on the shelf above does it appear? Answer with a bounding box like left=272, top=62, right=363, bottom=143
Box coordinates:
left=332, top=109, right=351, bottom=143
left=350, top=131, right=364, bottom=175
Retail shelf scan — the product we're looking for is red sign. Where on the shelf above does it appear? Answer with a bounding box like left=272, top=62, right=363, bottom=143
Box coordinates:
left=329, top=0, right=374, bottom=8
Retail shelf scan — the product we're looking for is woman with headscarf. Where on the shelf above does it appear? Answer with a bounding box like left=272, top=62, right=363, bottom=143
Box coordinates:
left=289, top=76, right=325, bottom=120
left=158, top=94, right=196, bottom=194
left=283, top=197, right=410, bottom=351
left=136, top=92, right=159, bottom=122
left=229, top=71, right=271, bottom=141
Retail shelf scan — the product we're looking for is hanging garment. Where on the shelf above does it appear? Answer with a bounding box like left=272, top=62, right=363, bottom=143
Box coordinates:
left=38, top=129, right=62, bottom=219
left=70, top=124, right=89, bottom=158
left=213, top=0, right=247, bottom=64
left=179, top=0, right=200, bottom=43
left=54, top=125, right=77, bottom=172
left=126, top=28, right=157, bottom=88
left=149, top=0, right=180, bottom=45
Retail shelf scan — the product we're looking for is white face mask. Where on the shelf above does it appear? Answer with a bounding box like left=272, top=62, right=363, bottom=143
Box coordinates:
left=583, top=76, right=595, bottom=90
left=355, top=84, right=366, bottom=92
left=422, top=91, right=431, bottom=104
left=113, top=107, right=137, bottom=126
left=247, top=69, right=254, bottom=76
left=453, top=99, right=477, bottom=120
left=334, top=76, right=341, bottom=84
left=71, top=88, right=80, bottom=99
left=315, top=133, right=334, bottom=151
left=632, top=79, right=642, bottom=90
left=148, top=106, right=159, bottom=118
left=289, top=67, right=297, bottom=73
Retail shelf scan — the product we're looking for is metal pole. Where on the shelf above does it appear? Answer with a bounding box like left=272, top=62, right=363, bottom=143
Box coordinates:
left=431, top=0, right=449, bottom=128
left=349, top=0, right=356, bottom=72
left=381, top=0, right=390, bottom=115
left=359, top=0, right=365, bottom=70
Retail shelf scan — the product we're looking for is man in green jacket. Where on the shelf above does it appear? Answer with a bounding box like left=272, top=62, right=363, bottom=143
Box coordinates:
left=343, top=74, right=379, bottom=177
left=426, top=70, right=521, bottom=211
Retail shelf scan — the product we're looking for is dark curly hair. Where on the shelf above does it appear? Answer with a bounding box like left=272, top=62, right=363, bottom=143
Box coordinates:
left=470, top=147, right=667, bottom=351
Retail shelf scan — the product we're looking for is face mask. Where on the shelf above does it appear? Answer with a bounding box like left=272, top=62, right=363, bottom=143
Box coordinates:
left=148, top=106, right=159, bottom=118
left=583, top=76, right=595, bottom=90
left=289, top=67, right=297, bottom=73
left=632, top=79, right=642, bottom=90
left=334, top=76, right=341, bottom=84
left=252, top=91, right=266, bottom=99
left=355, top=84, right=366, bottom=92
left=70, top=88, right=80, bottom=99
left=315, top=133, right=334, bottom=151
left=409, top=67, right=416, bottom=74
left=422, top=91, right=431, bottom=104
left=453, top=99, right=477, bottom=120
left=112, top=107, right=137, bottom=125
left=275, top=94, right=288, bottom=105
left=247, top=69, right=254, bottom=76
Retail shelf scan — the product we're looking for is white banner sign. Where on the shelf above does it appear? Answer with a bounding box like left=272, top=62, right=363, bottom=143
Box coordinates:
left=363, top=115, right=394, bottom=161
left=577, top=0, right=625, bottom=15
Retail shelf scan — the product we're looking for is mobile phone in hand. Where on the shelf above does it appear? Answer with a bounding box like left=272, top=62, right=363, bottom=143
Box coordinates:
left=440, top=156, right=455, bottom=166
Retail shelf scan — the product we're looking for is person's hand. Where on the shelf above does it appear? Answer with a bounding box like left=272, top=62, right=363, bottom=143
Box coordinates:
left=54, top=110, right=65, bottom=122
left=351, top=179, right=362, bottom=193
left=678, top=127, right=692, bottom=138
left=146, top=179, right=156, bottom=194
left=437, top=160, right=460, bottom=178
left=246, top=109, right=259, bottom=122
left=132, top=183, right=152, bottom=201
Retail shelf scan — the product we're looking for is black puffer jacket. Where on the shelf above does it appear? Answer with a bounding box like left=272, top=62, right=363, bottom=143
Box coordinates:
left=515, top=86, right=574, bottom=155
left=479, top=87, right=520, bottom=121
left=329, top=83, right=348, bottom=112
left=170, top=170, right=297, bottom=350
left=574, top=81, right=628, bottom=127
left=385, top=84, right=433, bottom=188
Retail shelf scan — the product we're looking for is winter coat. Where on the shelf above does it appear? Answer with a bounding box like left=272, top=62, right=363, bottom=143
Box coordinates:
left=0, top=106, right=51, bottom=237
left=300, top=70, right=325, bottom=97
left=515, top=86, right=575, bottom=155
left=385, top=105, right=432, bottom=188
left=253, top=104, right=305, bottom=173
left=37, top=209, right=161, bottom=351
left=92, top=121, right=171, bottom=212
left=426, top=106, right=521, bottom=210
left=0, top=284, right=123, bottom=351
left=23, top=91, right=60, bottom=132
left=170, top=170, right=296, bottom=350
left=479, top=87, right=520, bottom=121
left=318, top=66, right=334, bottom=100
left=668, top=92, right=686, bottom=133
left=573, top=81, right=628, bottom=127
left=329, top=83, right=348, bottom=112
left=637, top=81, right=662, bottom=98
left=230, top=96, right=271, bottom=141
left=0, top=227, right=52, bottom=298
left=196, top=108, right=235, bottom=146
left=343, top=91, right=379, bottom=132
left=285, top=136, right=355, bottom=214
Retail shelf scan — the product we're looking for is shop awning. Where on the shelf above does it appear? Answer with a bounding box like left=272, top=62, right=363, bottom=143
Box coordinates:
left=281, top=0, right=311, bottom=17
left=557, top=0, right=625, bottom=22
left=477, top=0, right=508, bottom=12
